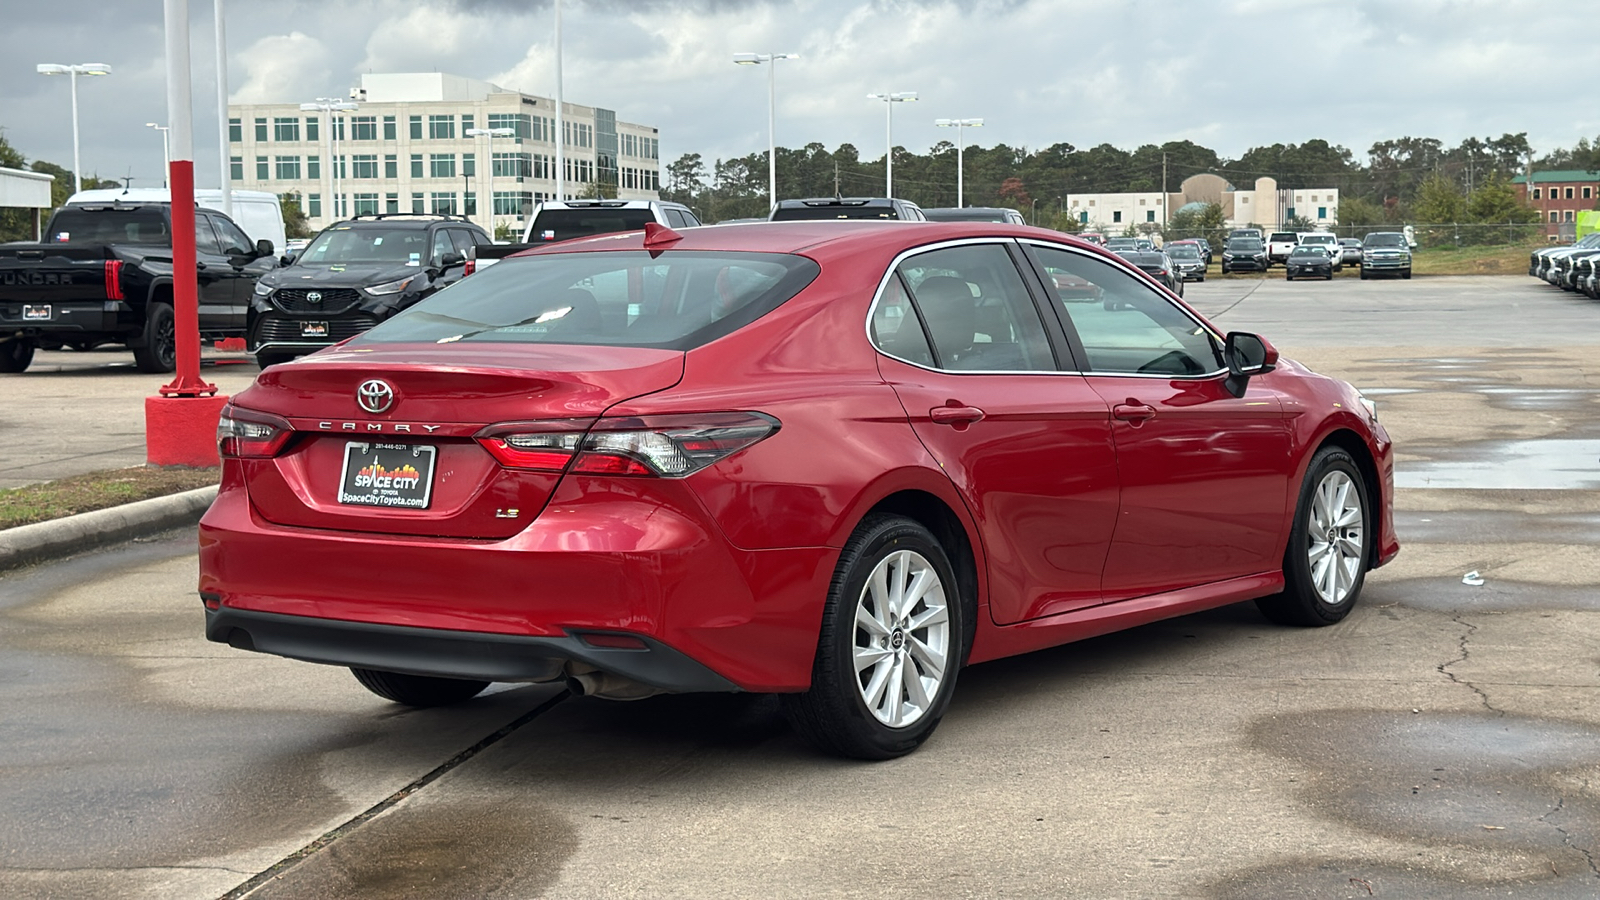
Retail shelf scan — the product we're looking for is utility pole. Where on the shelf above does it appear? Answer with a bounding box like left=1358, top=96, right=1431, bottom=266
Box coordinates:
left=833, top=160, right=840, bottom=197
left=1161, top=151, right=1168, bottom=230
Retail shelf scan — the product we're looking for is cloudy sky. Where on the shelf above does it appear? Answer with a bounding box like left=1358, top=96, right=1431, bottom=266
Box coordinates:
left=2, top=0, right=1597, bottom=189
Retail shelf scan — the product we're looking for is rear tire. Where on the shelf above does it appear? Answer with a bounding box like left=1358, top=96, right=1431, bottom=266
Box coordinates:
left=350, top=668, right=490, bottom=707
left=1257, top=447, right=1371, bottom=627
left=131, top=302, right=176, bottom=374
left=782, top=514, right=969, bottom=760
left=0, top=338, right=34, bottom=373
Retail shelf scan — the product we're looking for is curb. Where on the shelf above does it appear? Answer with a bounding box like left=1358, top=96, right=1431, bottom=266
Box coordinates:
left=0, top=486, right=218, bottom=572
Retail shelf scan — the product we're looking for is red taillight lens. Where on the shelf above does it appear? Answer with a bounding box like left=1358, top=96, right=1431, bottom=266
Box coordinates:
left=217, top=407, right=294, bottom=458
left=464, top=258, right=476, bottom=276
left=477, top=412, right=779, bottom=478
left=104, top=260, right=124, bottom=300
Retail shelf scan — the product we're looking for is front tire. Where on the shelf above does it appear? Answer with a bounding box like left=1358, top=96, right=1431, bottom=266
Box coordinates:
left=131, top=302, right=176, bottom=373
left=1401, top=269, right=1412, bottom=280
left=0, top=338, right=34, bottom=373
left=1257, top=447, right=1371, bottom=627
left=350, top=668, right=489, bottom=707
left=782, top=515, right=968, bottom=760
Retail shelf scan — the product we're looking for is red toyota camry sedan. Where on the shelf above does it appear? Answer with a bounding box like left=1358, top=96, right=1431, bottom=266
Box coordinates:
left=200, top=221, right=1398, bottom=759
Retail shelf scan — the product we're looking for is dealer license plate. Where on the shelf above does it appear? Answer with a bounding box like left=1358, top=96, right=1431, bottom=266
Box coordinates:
left=337, top=442, right=436, bottom=509
left=23, top=304, right=51, bottom=321
left=300, top=320, right=329, bottom=338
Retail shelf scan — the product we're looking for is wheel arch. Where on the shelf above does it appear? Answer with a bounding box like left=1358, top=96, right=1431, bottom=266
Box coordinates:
left=1313, top=427, right=1385, bottom=568
left=860, top=488, right=982, bottom=664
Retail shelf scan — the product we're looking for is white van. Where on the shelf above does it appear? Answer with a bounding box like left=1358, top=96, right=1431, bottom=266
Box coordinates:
left=64, top=188, right=288, bottom=255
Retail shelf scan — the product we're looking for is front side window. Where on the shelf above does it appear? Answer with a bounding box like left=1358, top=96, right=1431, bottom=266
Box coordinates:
left=193, top=217, right=222, bottom=255
left=894, top=243, right=1054, bottom=372
left=213, top=217, right=254, bottom=254
left=1029, top=244, right=1221, bottom=377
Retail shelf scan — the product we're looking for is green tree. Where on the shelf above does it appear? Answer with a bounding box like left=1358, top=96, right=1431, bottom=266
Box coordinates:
left=1413, top=173, right=1467, bottom=224
left=279, top=193, right=312, bottom=239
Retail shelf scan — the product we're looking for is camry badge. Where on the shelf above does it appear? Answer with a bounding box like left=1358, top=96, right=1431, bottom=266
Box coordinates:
left=357, top=379, right=395, bottom=414
left=306, top=291, right=323, bottom=304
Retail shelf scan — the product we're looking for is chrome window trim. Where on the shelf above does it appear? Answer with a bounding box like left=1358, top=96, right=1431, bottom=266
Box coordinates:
left=1019, top=238, right=1228, bottom=380
left=863, top=237, right=1077, bottom=377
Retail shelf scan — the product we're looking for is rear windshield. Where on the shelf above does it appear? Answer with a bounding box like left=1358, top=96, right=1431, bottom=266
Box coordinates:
left=1269, top=233, right=1297, bottom=242
left=1167, top=245, right=1200, bottom=258
left=771, top=204, right=899, bottom=221
left=529, top=209, right=655, bottom=242
left=299, top=227, right=432, bottom=265
left=48, top=208, right=170, bottom=244
left=1363, top=233, right=1407, bottom=248
left=1301, top=234, right=1335, bottom=243
left=356, top=250, right=821, bottom=351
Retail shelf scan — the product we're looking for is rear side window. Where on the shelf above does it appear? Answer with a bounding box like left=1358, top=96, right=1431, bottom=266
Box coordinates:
left=530, top=208, right=654, bottom=242
left=664, top=208, right=692, bottom=228
left=357, top=250, right=820, bottom=351
left=893, top=243, right=1054, bottom=372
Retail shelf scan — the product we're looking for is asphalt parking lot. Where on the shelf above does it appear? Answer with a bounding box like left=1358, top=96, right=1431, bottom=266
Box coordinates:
left=2, top=274, right=1598, bottom=898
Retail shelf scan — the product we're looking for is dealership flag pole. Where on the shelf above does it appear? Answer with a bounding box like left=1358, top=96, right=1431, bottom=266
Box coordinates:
left=148, top=0, right=227, bottom=467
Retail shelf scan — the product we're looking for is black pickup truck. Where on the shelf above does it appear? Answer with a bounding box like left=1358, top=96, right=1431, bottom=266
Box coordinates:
left=0, top=202, right=277, bottom=373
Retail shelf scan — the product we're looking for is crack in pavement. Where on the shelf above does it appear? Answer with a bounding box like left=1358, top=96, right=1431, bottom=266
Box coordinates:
left=1541, top=784, right=1600, bottom=879
left=1437, top=615, right=1503, bottom=716
left=216, top=690, right=569, bottom=900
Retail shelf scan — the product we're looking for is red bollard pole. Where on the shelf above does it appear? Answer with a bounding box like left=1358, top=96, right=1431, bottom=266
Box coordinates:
left=147, top=0, right=227, bottom=466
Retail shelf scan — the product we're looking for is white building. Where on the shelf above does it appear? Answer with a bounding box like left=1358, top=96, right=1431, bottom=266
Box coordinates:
left=228, top=73, right=662, bottom=234
left=1067, top=175, right=1339, bottom=234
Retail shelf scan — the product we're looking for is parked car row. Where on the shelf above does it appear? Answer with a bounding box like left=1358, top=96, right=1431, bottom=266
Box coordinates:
left=1531, top=232, right=1600, bottom=297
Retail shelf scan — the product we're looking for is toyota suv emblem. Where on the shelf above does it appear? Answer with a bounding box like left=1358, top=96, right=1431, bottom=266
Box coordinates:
left=357, top=379, right=395, bottom=413
left=306, top=291, right=323, bottom=304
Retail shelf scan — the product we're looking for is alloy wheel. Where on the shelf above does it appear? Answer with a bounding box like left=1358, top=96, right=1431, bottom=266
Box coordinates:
left=1307, top=470, right=1364, bottom=605
left=852, top=549, right=951, bottom=728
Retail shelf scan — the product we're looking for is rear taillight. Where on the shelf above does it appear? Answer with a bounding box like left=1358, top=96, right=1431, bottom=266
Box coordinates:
left=477, top=412, right=779, bottom=478
left=217, top=407, right=294, bottom=458
left=104, top=260, right=124, bottom=300
left=464, top=258, right=476, bottom=276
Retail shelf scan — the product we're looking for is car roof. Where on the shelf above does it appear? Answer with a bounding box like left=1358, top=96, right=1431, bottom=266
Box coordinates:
left=505, top=220, right=1100, bottom=261
left=335, top=215, right=481, bottom=229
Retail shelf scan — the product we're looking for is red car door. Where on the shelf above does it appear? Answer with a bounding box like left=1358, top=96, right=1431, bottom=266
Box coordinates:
left=1025, top=242, right=1292, bottom=602
left=871, top=241, right=1121, bottom=624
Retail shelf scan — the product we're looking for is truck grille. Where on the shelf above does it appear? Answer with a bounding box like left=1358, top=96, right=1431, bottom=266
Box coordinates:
left=255, top=314, right=378, bottom=344
left=271, top=288, right=362, bottom=314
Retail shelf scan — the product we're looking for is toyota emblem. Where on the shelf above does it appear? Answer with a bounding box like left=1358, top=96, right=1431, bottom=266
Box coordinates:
left=357, top=379, right=395, bottom=414
left=306, top=291, right=323, bottom=304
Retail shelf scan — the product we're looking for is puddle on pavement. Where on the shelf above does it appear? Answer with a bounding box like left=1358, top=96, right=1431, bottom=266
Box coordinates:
left=246, top=796, right=578, bottom=900
left=1218, top=710, right=1600, bottom=896
left=1397, top=440, right=1600, bottom=490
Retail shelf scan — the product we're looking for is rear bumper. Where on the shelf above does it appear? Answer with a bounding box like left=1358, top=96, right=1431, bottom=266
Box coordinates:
left=0, top=300, right=128, bottom=335
left=198, top=477, right=836, bottom=692
left=204, top=606, right=740, bottom=691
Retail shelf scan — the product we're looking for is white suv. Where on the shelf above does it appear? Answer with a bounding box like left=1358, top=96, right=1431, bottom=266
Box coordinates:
left=1296, top=232, right=1343, bottom=271
left=523, top=200, right=701, bottom=243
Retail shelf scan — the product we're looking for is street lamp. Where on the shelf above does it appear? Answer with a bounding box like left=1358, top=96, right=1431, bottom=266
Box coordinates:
left=36, top=62, right=113, bottom=195
left=934, top=117, right=982, bottom=208
left=733, top=52, right=798, bottom=212
left=867, top=92, right=917, bottom=198
left=300, top=98, right=358, bottom=223
left=465, top=126, right=516, bottom=234
left=146, top=123, right=171, bottom=187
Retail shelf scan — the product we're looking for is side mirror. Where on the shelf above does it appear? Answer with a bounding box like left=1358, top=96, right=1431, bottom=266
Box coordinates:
left=1223, top=331, right=1278, bottom=398
left=255, top=238, right=275, bottom=258
left=438, top=251, right=465, bottom=270
left=280, top=254, right=295, bottom=266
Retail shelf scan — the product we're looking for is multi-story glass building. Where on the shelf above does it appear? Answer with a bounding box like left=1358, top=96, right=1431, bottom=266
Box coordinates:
left=228, top=72, right=662, bottom=235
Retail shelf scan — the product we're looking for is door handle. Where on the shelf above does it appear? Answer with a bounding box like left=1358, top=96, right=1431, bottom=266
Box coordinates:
left=1112, top=403, right=1157, bottom=424
left=196, top=262, right=207, bottom=270
left=930, top=405, right=985, bottom=426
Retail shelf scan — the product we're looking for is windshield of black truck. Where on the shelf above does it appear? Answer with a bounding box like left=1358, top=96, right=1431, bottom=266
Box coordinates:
left=47, top=208, right=170, bottom=245
left=529, top=209, right=655, bottom=242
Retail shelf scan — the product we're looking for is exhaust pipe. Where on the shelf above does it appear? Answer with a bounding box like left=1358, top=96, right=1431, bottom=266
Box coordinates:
left=564, top=663, right=664, bottom=701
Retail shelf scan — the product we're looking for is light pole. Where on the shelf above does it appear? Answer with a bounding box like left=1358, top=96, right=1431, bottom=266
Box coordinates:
left=466, top=126, right=516, bottom=236
left=214, top=0, right=231, bottom=217
left=934, top=117, right=982, bottom=208
left=553, top=0, right=564, bottom=201
left=146, top=123, right=171, bottom=187
left=36, top=62, right=112, bottom=195
left=733, top=52, right=798, bottom=212
left=300, top=98, right=357, bottom=224
left=867, top=92, right=916, bottom=198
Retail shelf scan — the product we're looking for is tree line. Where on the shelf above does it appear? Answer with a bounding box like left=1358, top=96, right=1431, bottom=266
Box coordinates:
left=0, top=133, right=121, bottom=242
left=659, top=132, right=1600, bottom=241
